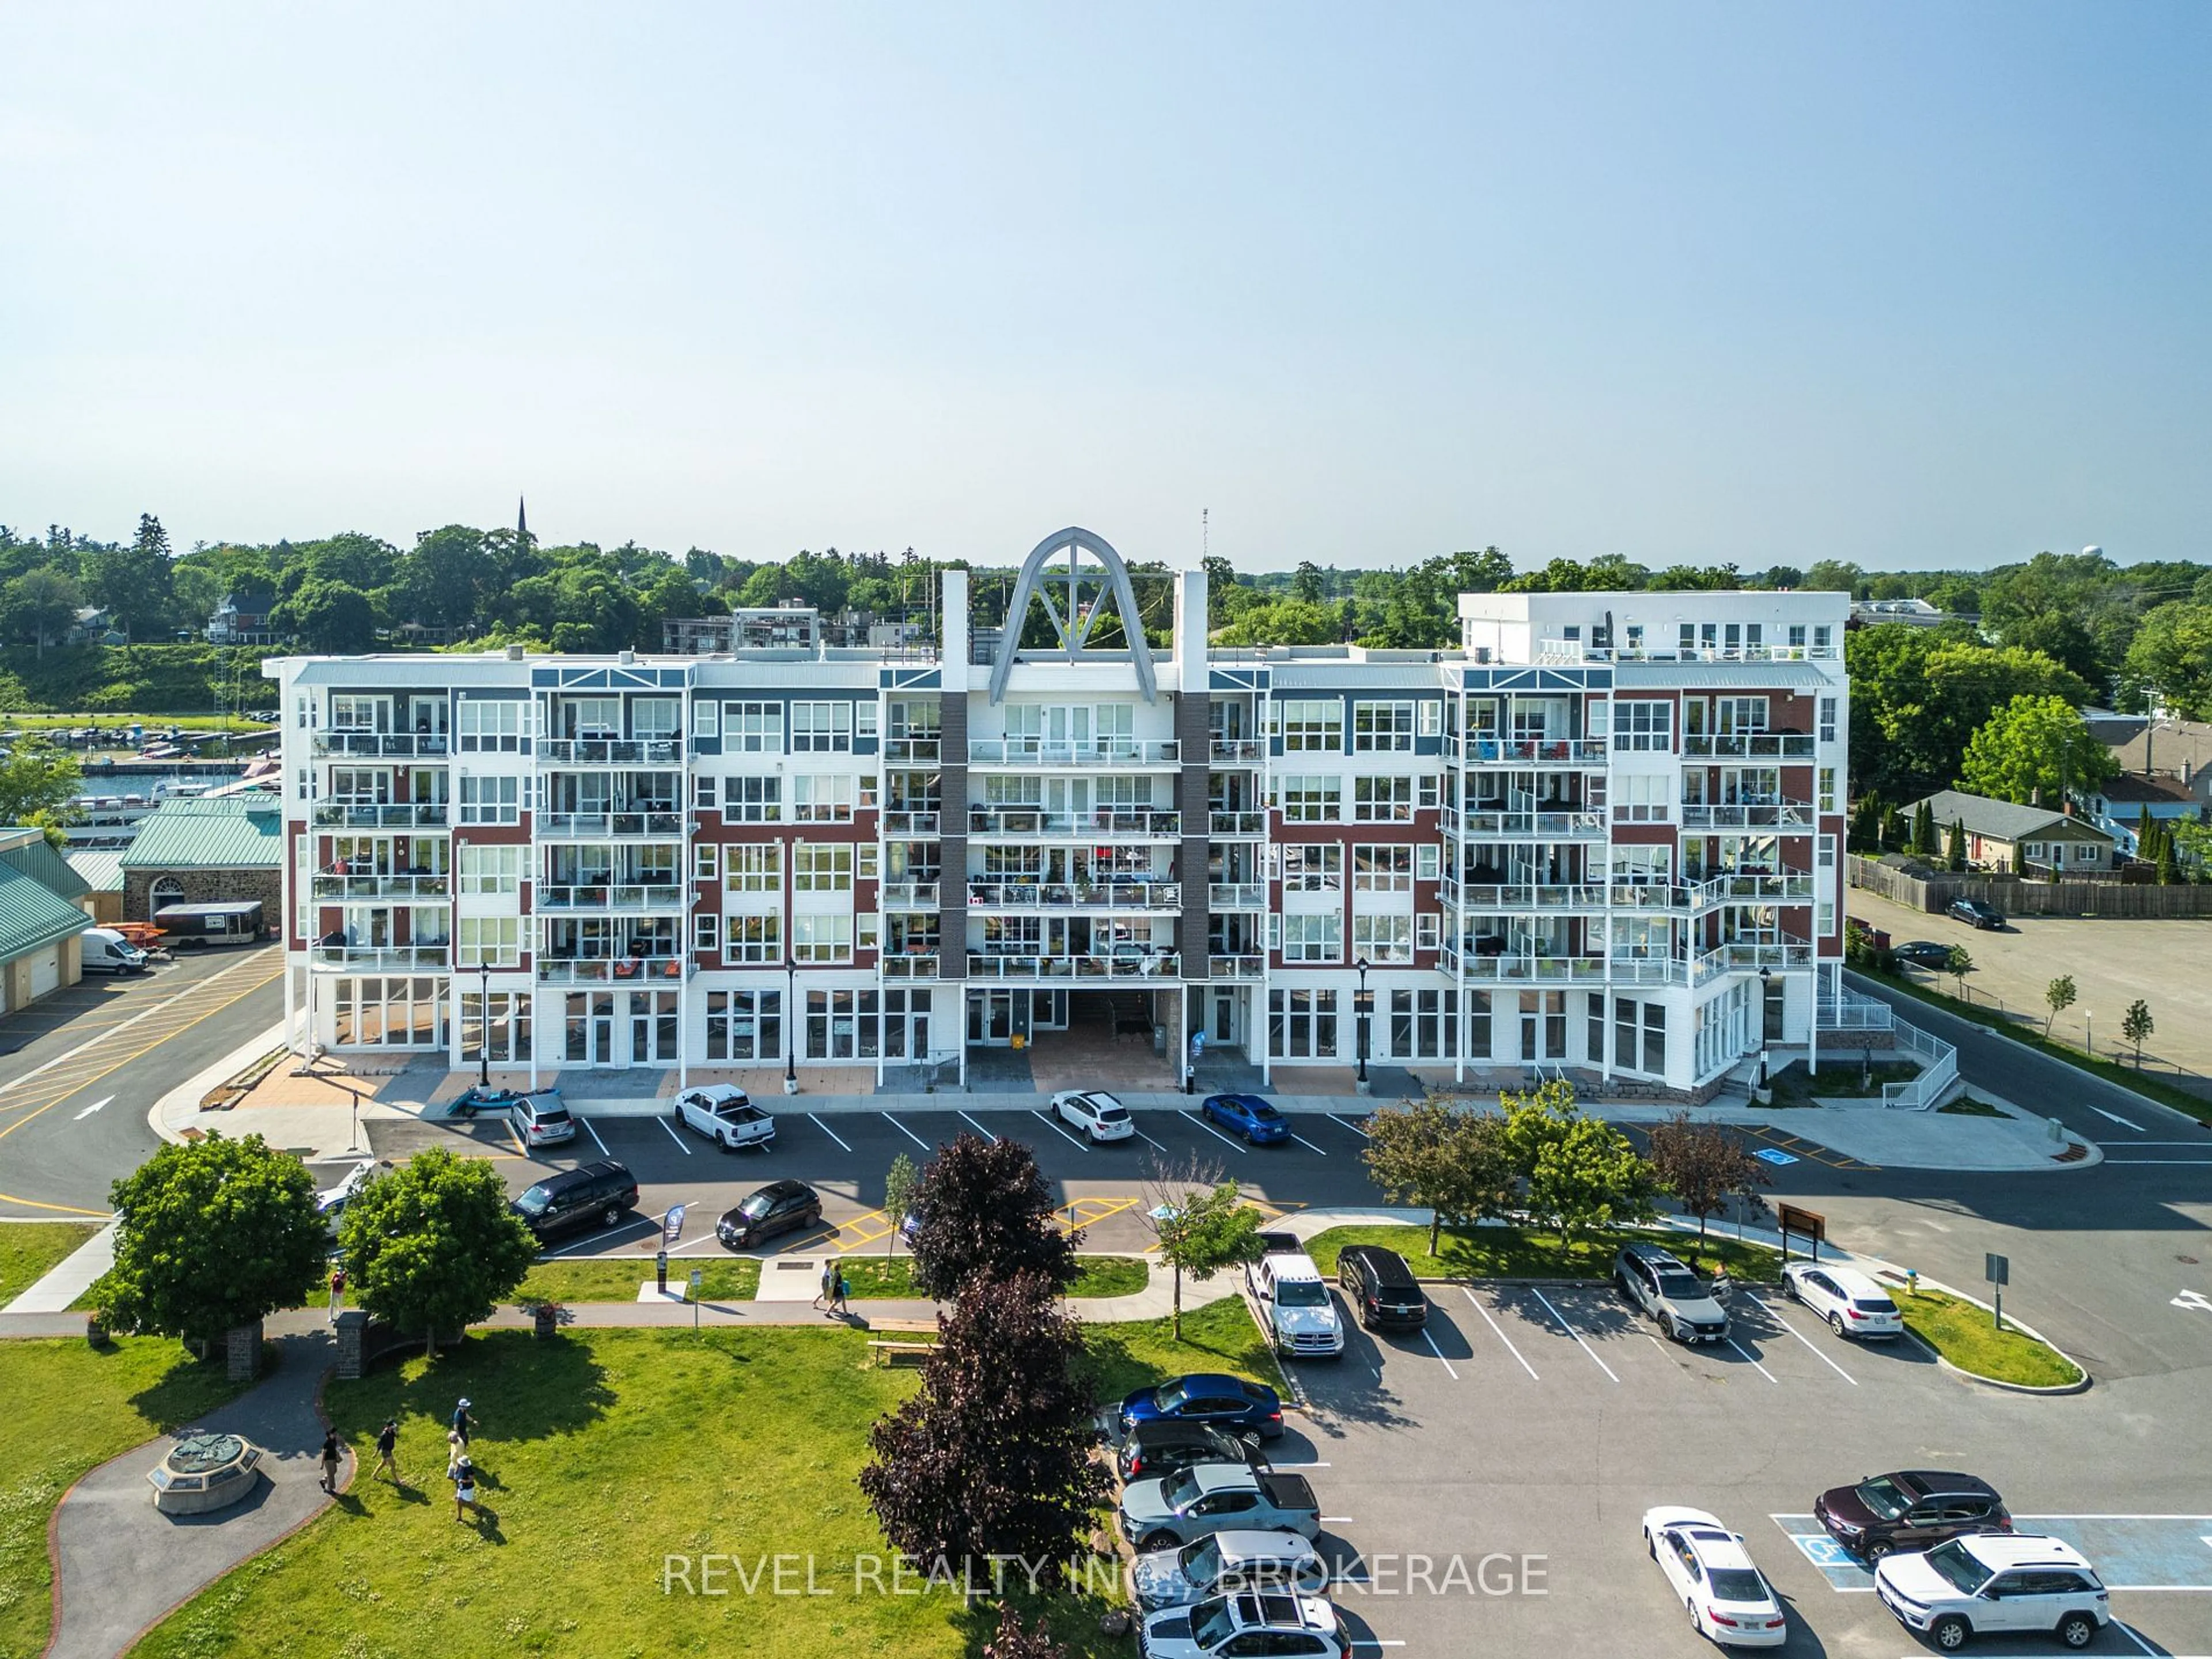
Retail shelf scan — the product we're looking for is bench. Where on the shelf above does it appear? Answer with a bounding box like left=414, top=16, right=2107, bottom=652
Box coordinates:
left=865, top=1317, right=939, bottom=1368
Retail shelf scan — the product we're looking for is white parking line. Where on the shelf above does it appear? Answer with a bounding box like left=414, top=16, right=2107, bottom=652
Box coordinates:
left=580, top=1118, right=611, bottom=1158
left=1331, top=1113, right=1372, bottom=1140
left=540, top=1218, right=658, bottom=1255
left=1725, top=1335, right=1781, bottom=1384
left=655, top=1116, right=694, bottom=1155
left=882, top=1112, right=931, bottom=1151
left=957, top=1111, right=999, bottom=1143
left=1529, top=1288, right=1619, bottom=1381
left=1749, top=1294, right=1857, bottom=1385
left=1032, top=1109, right=1090, bottom=1152
left=1131, top=1122, right=1169, bottom=1152
left=1463, top=1287, right=1539, bottom=1380
left=1320, top=1515, right=1355, bottom=1524
left=1290, top=1133, right=1329, bottom=1156
left=809, top=1115, right=853, bottom=1153
left=2107, top=1160, right=2212, bottom=1165
left=1181, top=1110, right=1247, bottom=1153
left=1419, top=1327, right=1460, bottom=1379
left=1274, top=1461, right=1331, bottom=1468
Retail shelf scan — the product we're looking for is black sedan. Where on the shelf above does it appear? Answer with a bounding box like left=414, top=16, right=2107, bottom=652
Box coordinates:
left=1892, top=940, right=1953, bottom=969
left=1947, top=896, right=2004, bottom=930
left=716, top=1180, right=823, bottom=1250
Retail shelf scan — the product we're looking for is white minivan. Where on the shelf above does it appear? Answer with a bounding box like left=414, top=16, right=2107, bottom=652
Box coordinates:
left=81, top=928, right=150, bottom=976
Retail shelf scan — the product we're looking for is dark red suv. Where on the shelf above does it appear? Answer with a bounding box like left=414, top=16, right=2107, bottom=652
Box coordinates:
left=1815, top=1470, right=2010, bottom=1561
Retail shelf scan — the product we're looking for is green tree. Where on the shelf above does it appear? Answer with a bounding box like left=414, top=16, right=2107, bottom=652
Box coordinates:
left=1644, top=1115, right=1769, bottom=1244
left=82, top=513, right=178, bottom=640
left=2157, top=827, right=2181, bottom=885
left=1496, top=1081, right=1657, bottom=1248
left=1958, top=695, right=2118, bottom=805
left=1201, top=554, right=1239, bottom=627
left=2044, top=974, right=2077, bottom=1038
left=881, top=1152, right=921, bottom=1263
left=1362, top=1099, right=1518, bottom=1254
left=2121, top=999, right=2154, bottom=1067
left=2002, top=611, right=2107, bottom=691
left=3, top=567, right=82, bottom=654
left=906, top=1134, right=1080, bottom=1300
left=2128, top=603, right=2212, bottom=718
left=0, top=739, right=84, bottom=838
left=1141, top=1153, right=1264, bottom=1337
left=1911, top=800, right=1938, bottom=855
left=397, top=525, right=498, bottom=631
left=1211, top=597, right=1342, bottom=647
left=1804, top=559, right=1865, bottom=596
left=1945, top=944, right=1974, bottom=998
left=1945, top=817, right=1968, bottom=872
left=1880, top=803, right=1909, bottom=850
left=271, top=578, right=376, bottom=653
left=336, top=1147, right=537, bottom=1354
left=94, top=1132, right=328, bottom=1344
left=1290, top=560, right=1326, bottom=605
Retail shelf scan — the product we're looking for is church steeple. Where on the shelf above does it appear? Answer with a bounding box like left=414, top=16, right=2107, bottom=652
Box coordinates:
left=517, top=496, right=529, bottom=540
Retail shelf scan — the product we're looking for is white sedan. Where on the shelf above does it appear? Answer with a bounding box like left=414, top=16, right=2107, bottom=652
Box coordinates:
left=1783, top=1260, right=1903, bottom=1339
left=1642, top=1507, right=1789, bottom=1647
left=1051, top=1089, right=1135, bottom=1142
left=672, top=1085, right=777, bottom=1151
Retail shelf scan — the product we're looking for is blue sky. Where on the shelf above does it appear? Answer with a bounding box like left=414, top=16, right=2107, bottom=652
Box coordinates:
left=2, top=4, right=2206, bottom=572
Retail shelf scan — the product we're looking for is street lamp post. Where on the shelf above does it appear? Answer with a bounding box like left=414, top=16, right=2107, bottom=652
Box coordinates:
left=1756, top=965, right=1772, bottom=1098
left=1354, top=957, right=1372, bottom=1090
left=785, top=957, right=800, bottom=1094
left=476, top=963, right=491, bottom=1089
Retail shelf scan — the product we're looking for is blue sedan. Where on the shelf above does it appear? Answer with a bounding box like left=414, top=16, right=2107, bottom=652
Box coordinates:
left=1119, top=1373, right=1286, bottom=1440
left=1201, top=1093, right=1291, bottom=1145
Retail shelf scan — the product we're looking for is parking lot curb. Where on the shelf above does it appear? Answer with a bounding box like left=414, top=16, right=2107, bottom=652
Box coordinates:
left=1888, top=1275, right=2093, bottom=1396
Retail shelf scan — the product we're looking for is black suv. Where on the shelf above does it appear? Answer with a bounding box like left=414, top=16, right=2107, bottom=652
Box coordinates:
left=1336, top=1245, right=1428, bottom=1331
left=717, top=1180, right=823, bottom=1249
left=510, top=1161, right=640, bottom=1243
left=1815, top=1469, right=2011, bottom=1561
left=1116, top=1421, right=1269, bottom=1484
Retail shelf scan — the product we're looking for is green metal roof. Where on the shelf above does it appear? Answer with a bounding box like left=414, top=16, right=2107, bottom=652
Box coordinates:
left=119, top=797, right=284, bottom=872
left=0, top=861, right=92, bottom=961
left=65, top=849, right=126, bottom=893
left=1, top=838, right=91, bottom=900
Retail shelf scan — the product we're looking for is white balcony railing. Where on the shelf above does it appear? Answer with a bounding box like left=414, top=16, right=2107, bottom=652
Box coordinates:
left=1678, top=804, right=1815, bottom=830
left=1209, top=810, right=1267, bottom=837
left=965, top=952, right=1180, bottom=980
left=536, top=956, right=688, bottom=983
left=968, top=738, right=1179, bottom=766
left=1692, top=942, right=1815, bottom=983
left=883, top=738, right=941, bottom=765
left=1208, top=882, right=1267, bottom=909
left=537, top=737, right=681, bottom=766
left=1681, top=733, right=1818, bottom=759
left=1455, top=737, right=1609, bottom=766
left=966, top=881, right=1180, bottom=911
left=1535, top=639, right=1840, bottom=665
left=535, top=884, right=685, bottom=912
left=312, top=802, right=450, bottom=830
left=1207, top=953, right=1265, bottom=979
left=879, top=883, right=940, bottom=910
left=1450, top=883, right=1611, bottom=911
left=881, top=953, right=940, bottom=979
left=1209, top=739, right=1266, bottom=764
left=1446, top=810, right=1608, bottom=840
left=310, top=944, right=451, bottom=971
left=312, top=731, right=452, bottom=759
left=310, top=872, right=449, bottom=900
left=882, top=810, right=941, bottom=836
left=535, top=811, right=684, bottom=839
left=966, top=808, right=1181, bottom=839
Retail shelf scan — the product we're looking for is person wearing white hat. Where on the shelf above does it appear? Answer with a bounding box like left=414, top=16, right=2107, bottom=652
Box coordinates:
left=449, top=1398, right=476, bottom=1446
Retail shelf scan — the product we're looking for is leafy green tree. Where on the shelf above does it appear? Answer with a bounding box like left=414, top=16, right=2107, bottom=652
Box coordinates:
left=2002, top=611, right=2106, bottom=691
left=1644, top=1115, right=1768, bottom=1244
left=1945, top=944, right=1974, bottom=997
left=881, top=1151, right=921, bottom=1263
left=2044, top=974, right=2077, bottom=1038
left=1847, top=625, right=2093, bottom=804
left=82, top=513, right=178, bottom=640
left=1212, top=597, right=1342, bottom=647
left=2124, top=601, right=2212, bottom=719
left=1141, top=1153, right=1264, bottom=1336
left=0, top=738, right=83, bottom=838
left=2157, top=828, right=2181, bottom=885
left=94, top=1132, right=328, bottom=1343
left=1290, top=560, right=1326, bottom=605
left=1958, top=695, right=2118, bottom=805
left=1362, top=1099, right=1518, bottom=1254
left=2, top=567, right=81, bottom=654
left=2121, top=999, right=2154, bottom=1067
left=336, top=1147, right=537, bottom=1354
left=397, top=524, right=498, bottom=631
left=1496, top=1080, right=1657, bottom=1248
left=272, top=578, right=377, bottom=653
left=907, top=1134, right=1080, bottom=1299
left=1804, top=559, right=1865, bottom=596
left=1911, top=800, right=1939, bottom=856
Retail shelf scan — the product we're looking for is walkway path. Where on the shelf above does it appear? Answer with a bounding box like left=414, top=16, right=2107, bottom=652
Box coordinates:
left=46, top=1330, right=350, bottom=1659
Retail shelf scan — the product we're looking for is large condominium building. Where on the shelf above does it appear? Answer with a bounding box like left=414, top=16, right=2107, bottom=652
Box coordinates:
left=266, top=528, right=1850, bottom=1096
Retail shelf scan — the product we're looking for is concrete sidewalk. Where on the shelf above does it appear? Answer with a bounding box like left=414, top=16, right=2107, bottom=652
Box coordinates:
left=4, top=1222, right=115, bottom=1313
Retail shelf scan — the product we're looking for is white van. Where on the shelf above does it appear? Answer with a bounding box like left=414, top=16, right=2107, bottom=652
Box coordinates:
left=1247, top=1244, right=1345, bottom=1359
left=81, top=928, right=150, bottom=976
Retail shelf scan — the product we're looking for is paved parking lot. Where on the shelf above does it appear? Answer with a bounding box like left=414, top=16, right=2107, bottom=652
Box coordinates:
left=1287, top=1278, right=2212, bottom=1657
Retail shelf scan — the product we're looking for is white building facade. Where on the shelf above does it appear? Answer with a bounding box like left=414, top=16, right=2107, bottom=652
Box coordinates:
left=266, top=531, right=1849, bottom=1097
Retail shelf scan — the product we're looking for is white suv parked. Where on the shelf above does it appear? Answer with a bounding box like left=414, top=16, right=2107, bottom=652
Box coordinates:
left=1247, top=1245, right=1344, bottom=1359
left=1875, top=1533, right=2109, bottom=1652
left=1783, top=1261, right=1903, bottom=1339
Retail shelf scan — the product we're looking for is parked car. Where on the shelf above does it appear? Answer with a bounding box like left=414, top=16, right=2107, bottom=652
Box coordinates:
left=1874, top=1533, right=2107, bottom=1652
left=1614, top=1242, right=1730, bottom=1344
left=1336, top=1244, right=1428, bottom=1331
left=1119, top=1463, right=1321, bottom=1551
left=1815, top=1471, right=2010, bottom=1562
left=716, top=1180, right=823, bottom=1249
left=1948, top=897, right=2005, bottom=931
left=512, top=1089, right=575, bottom=1147
left=510, top=1161, right=639, bottom=1242
left=1783, top=1261, right=1903, bottom=1339
left=1052, top=1088, right=1135, bottom=1142
left=1119, top=1374, right=1286, bottom=1441
left=1199, top=1093, right=1290, bottom=1145
left=1118, top=1421, right=1269, bottom=1484
left=79, top=927, right=149, bottom=976
left=315, top=1159, right=380, bottom=1233
left=672, top=1084, right=775, bottom=1150
left=1894, top=940, right=1955, bottom=969
left=1247, top=1245, right=1344, bottom=1358
left=1132, top=1530, right=1328, bottom=1612
left=1641, top=1506, right=1789, bottom=1648
left=1137, top=1591, right=1344, bottom=1659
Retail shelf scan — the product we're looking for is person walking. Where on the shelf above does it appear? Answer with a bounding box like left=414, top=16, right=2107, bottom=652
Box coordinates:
left=445, top=1430, right=465, bottom=1481
left=327, top=1266, right=346, bottom=1322
left=815, top=1262, right=834, bottom=1312
left=450, top=1397, right=475, bottom=1446
left=374, top=1418, right=400, bottom=1483
left=832, top=1266, right=850, bottom=1317
left=452, top=1453, right=478, bottom=1522
left=319, top=1429, right=343, bottom=1494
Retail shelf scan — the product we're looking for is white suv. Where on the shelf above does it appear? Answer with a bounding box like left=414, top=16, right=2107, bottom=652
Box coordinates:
left=1875, top=1533, right=2109, bottom=1652
left=1247, top=1246, right=1344, bottom=1358
left=1139, top=1591, right=1343, bottom=1659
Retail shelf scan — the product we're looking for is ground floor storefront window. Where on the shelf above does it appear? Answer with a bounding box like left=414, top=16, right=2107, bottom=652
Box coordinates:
left=334, top=976, right=446, bottom=1047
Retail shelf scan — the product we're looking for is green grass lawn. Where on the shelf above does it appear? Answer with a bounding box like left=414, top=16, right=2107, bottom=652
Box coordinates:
left=835, top=1255, right=1149, bottom=1301
left=1768, top=1059, right=1917, bottom=1107
left=0, top=1339, right=244, bottom=1659
left=1302, top=1222, right=1782, bottom=1283
left=1078, top=1294, right=1283, bottom=1403
left=0, top=1224, right=97, bottom=1309
left=518, top=1257, right=763, bottom=1305
left=1897, top=1287, right=2084, bottom=1388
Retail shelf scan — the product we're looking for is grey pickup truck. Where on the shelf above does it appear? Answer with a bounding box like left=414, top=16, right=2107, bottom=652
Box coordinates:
left=1119, top=1461, right=1324, bottom=1552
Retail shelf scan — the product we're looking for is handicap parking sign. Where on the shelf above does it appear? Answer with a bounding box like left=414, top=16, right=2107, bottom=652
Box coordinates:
left=1754, top=1148, right=1798, bottom=1166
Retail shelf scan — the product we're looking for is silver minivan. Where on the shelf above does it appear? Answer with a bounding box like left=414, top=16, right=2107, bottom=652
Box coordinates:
left=1130, top=1529, right=1328, bottom=1611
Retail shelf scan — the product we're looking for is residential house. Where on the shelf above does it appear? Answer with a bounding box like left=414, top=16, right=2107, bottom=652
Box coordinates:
left=207, top=590, right=281, bottom=646
left=1906, top=789, right=2115, bottom=875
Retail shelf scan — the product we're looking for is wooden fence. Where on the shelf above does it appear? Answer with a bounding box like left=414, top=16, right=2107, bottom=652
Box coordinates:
left=1847, top=855, right=2212, bottom=918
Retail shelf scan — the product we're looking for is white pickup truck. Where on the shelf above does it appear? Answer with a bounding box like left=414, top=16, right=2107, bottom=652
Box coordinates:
left=671, top=1085, right=777, bottom=1151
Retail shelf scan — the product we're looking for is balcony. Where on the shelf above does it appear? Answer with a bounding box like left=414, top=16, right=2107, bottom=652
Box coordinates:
left=312, top=802, right=449, bottom=830
left=966, top=808, right=1182, bottom=840
left=310, top=872, right=450, bottom=900
left=966, top=880, right=1181, bottom=911
left=1210, top=810, right=1267, bottom=838
left=536, top=884, right=685, bottom=912
left=1210, top=739, right=1266, bottom=764
left=1681, top=733, right=1817, bottom=759
left=313, top=730, right=452, bottom=759
left=1209, top=882, right=1267, bottom=909
left=884, top=738, right=941, bottom=765
left=965, top=952, right=1180, bottom=980
left=1694, top=942, right=1814, bottom=983
left=310, top=944, right=450, bottom=971
left=535, top=811, right=684, bottom=839
left=537, top=737, right=681, bottom=766
left=1449, top=882, right=1611, bottom=911
left=1445, top=809, right=1608, bottom=840
left=1535, top=639, right=1840, bottom=665
left=881, top=953, right=940, bottom=979
left=1208, top=953, right=1264, bottom=980
left=537, top=956, right=688, bottom=984
left=1691, top=873, right=1816, bottom=907
left=1678, top=803, right=1814, bottom=830
left=882, top=809, right=941, bottom=837
left=1456, top=737, right=1609, bottom=767
left=880, top=883, right=940, bottom=910
left=968, top=738, right=1180, bottom=767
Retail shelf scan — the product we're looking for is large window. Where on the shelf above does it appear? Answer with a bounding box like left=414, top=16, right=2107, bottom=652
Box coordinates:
left=725, top=703, right=784, bottom=753
left=1390, top=988, right=1459, bottom=1059
left=790, top=702, right=853, bottom=753
left=329, top=695, right=385, bottom=732
left=1353, top=701, right=1414, bottom=752
left=332, top=977, right=444, bottom=1047
left=457, top=916, right=521, bottom=968
left=458, top=843, right=521, bottom=895
left=1613, top=774, right=1669, bottom=824
left=1281, top=844, right=1342, bottom=891
left=1279, top=700, right=1344, bottom=753
left=1353, top=776, right=1414, bottom=822
left=1615, top=997, right=1667, bottom=1075
left=791, top=775, right=854, bottom=823
left=726, top=777, right=782, bottom=822
left=458, top=991, right=529, bottom=1063
left=457, top=699, right=525, bottom=752
left=793, top=915, right=853, bottom=963
left=1351, top=912, right=1412, bottom=963
left=1282, top=913, right=1342, bottom=963
left=725, top=915, right=783, bottom=963
left=706, top=989, right=782, bottom=1061
left=1268, top=988, right=1339, bottom=1058
left=1353, top=844, right=1413, bottom=892
left=1613, top=701, right=1672, bottom=752
left=459, top=775, right=522, bottom=825
left=1278, top=776, right=1341, bottom=823
left=794, top=843, right=854, bottom=892
left=722, top=844, right=780, bottom=892
left=805, top=988, right=880, bottom=1059
left=632, top=698, right=680, bottom=740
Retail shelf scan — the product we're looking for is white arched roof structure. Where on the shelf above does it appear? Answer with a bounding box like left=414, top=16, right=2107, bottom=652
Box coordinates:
left=987, top=527, right=1159, bottom=705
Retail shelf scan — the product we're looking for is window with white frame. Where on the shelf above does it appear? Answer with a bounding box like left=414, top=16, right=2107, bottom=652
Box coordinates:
left=856, top=702, right=878, bottom=740
left=1282, top=912, right=1342, bottom=963
left=1813, top=624, right=1832, bottom=653
left=1615, top=774, right=1670, bottom=823
left=790, top=702, right=853, bottom=752
left=1613, top=701, right=1673, bottom=751
left=694, top=913, right=719, bottom=953
left=691, top=699, right=720, bottom=739
left=725, top=702, right=783, bottom=753
left=1818, top=696, right=1838, bottom=744
left=791, top=775, right=854, bottom=822
left=1416, top=843, right=1440, bottom=881
left=1418, top=772, right=1440, bottom=809
left=1353, top=844, right=1414, bottom=892
left=1279, top=699, right=1344, bottom=753
left=1281, top=844, right=1342, bottom=891
left=793, top=914, right=853, bottom=963
left=330, top=694, right=384, bottom=732
left=457, top=699, right=525, bottom=752
left=726, top=844, right=782, bottom=891
left=1354, top=776, right=1414, bottom=821
left=726, top=777, right=782, bottom=821
left=794, top=843, right=854, bottom=892
left=457, top=916, right=521, bottom=968
left=458, top=843, right=522, bottom=894
left=632, top=699, right=680, bottom=740
left=1353, top=911, right=1412, bottom=963
left=694, top=843, right=719, bottom=881
left=1416, top=912, right=1440, bottom=951
left=706, top=988, right=782, bottom=1059
left=459, top=775, right=521, bottom=825
left=857, top=843, right=878, bottom=880
left=1278, top=776, right=1342, bottom=823
left=694, top=775, right=718, bottom=810
left=1417, top=700, right=1444, bottom=737
left=725, top=914, right=782, bottom=962
left=1818, top=767, right=1838, bottom=815
left=1353, top=701, right=1414, bottom=752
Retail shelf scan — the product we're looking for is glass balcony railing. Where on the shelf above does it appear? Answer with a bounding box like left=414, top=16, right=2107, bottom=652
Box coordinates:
left=965, top=808, right=1181, bottom=839
left=881, top=953, right=939, bottom=979
left=1209, top=739, right=1266, bottom=764
left=1681, top=733, right=1817, bottom=758
left=537, top=737, right=681, bottom=766
left=1208, top=882, right=1267, bottom=909
left=1209, top=810, right=1267, bottom=837
left=536, top=956, right=688, bottom=983
left=309, top=944, right=450, bottom=970
left=879, top=883, right=940, bottom=910
left=1455, top=737, right=1609, bottom=766
left=312, top=802, right=449, bottom=829
left=882, top=810, right=941, bottom=836
left=535, top=811, right=684, bottom=838
left=1207, top=953, right=1265, bottom=979
left=1694, top=942, right=1814, bottom=983
left=1677, top=804, right=1814, bottom=829
left=310, top=871, right=449, bottom=900
left=883, top=738, right=942, bottom=764
left=968, top=738, right=1179, bottom=766
left=312, top=730, right=452, bottom=759
left=965, top=881, right=1180, bottom=910
left=965, top=952, right=1179, bottom=980
left=535, top=884, right=684, bottom=911
left=1445, top=809, right=1607, bottom=840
